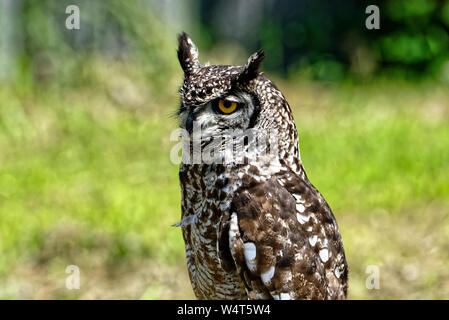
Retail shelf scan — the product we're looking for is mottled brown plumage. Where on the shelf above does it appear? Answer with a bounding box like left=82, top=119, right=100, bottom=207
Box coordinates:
left=175, top=32, right=348, bottom=300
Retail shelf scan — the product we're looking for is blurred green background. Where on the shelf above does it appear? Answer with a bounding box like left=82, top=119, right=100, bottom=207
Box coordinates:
left=0, top=0, right=448, bottom=299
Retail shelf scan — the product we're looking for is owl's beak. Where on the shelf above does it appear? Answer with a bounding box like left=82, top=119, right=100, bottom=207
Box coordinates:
left=186, top=109, right=195, bottom=134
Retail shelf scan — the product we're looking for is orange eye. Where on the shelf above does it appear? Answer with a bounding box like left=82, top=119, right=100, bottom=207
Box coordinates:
left=218, top=99, right=238, bottom=114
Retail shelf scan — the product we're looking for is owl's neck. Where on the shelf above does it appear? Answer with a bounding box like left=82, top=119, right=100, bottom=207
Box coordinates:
left=183, top=132, right=302, bottom=176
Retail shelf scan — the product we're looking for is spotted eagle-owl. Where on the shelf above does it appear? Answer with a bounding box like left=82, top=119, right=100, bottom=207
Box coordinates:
left=175, top=33, right=348, bottom=300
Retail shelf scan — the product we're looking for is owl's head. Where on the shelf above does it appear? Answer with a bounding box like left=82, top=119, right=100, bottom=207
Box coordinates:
left=176, top=33, right=300, bottom=168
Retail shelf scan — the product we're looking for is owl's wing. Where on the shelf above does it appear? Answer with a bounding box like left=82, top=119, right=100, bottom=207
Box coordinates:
left=225, top=171, right=348, bottom=300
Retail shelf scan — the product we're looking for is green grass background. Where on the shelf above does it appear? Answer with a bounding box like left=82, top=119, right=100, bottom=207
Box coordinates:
left=2, top=0, right=449, bottom=301
left=0, top=68, right=449, bottom=298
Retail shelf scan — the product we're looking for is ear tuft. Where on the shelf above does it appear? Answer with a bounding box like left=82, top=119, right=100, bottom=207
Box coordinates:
left=238, top=50, right=265, bottom=83
left=177, top=32, right=201, bottom=75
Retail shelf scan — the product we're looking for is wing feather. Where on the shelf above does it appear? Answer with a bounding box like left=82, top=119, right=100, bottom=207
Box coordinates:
left=226, top=170, right=348, bottom=300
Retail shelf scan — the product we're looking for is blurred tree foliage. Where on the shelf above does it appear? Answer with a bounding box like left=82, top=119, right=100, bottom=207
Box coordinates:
left=199, top=0, right=449, bottom=81
left=1, top=0, right=448, bottom=87
left=0, top=0, right=178, bottom=90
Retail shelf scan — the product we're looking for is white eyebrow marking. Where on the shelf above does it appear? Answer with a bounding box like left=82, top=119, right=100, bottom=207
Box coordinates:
left=223, top=95, right=241, bottom=103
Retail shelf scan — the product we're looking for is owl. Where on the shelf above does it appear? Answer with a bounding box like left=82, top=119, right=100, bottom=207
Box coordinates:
left=175, top=32, right=348, bottom=300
